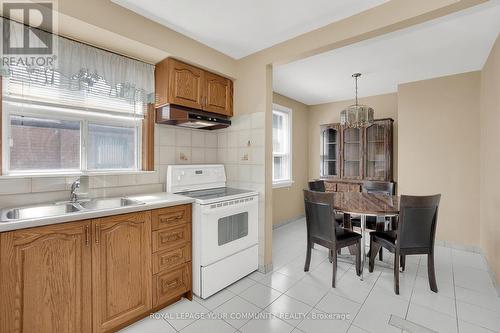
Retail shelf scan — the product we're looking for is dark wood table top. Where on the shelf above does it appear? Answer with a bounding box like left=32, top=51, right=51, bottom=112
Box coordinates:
left=332, top=192, right=400, bottom=216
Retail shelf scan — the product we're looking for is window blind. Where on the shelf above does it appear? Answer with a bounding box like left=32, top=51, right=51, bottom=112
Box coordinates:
left=3, top=65, right=145, bottom=117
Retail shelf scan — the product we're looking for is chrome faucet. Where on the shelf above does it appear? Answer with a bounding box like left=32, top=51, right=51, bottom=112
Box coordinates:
left=70, top=178, right=80, bottom=202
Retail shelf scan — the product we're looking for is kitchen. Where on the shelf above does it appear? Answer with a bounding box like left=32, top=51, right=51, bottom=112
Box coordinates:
left=0, top=1, right=500, bottom=333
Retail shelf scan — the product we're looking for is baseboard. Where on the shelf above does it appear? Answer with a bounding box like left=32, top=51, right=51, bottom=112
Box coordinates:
left=434, top=239, right=483, bottom=253
left=435, top=240, right=499, bottom=297
left=258, top=262, right=273, bottom=274
left=272, top=215, right=305, bottom=229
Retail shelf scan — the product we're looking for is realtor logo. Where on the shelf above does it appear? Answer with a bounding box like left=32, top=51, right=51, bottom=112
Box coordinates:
left=2, top=2, right=53, bottom=54
left=1, top=1, right=57, bottom=68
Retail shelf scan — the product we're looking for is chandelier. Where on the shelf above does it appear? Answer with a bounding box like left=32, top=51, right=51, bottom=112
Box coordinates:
left=340, top=73, right=374, bottom=128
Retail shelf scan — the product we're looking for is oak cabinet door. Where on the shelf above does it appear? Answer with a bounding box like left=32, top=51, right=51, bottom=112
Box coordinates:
left=92, top=212, right=152, bottom=333
left=0, top=221, right=92, bottom=333
left=203, top=71, right=233, bottom=116
left=167, top=59, right=204, bottom=110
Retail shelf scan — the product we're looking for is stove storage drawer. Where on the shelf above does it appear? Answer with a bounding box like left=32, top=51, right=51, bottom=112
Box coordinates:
left=153, top=243, right=192, bottom=274
left=153, top=262, right=191, bottom=307
left=152, top=223, right=191, bottom=252
left=152, top=204, right=192, bottom=230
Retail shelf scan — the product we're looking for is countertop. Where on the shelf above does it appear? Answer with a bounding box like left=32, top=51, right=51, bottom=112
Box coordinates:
left=0, top=192, right=194, bottom=233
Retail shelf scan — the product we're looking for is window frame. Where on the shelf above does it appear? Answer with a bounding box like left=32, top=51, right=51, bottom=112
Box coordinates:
left=1, top=100, right=143, bottom=176
left=272, top=103, right=293, bottom=188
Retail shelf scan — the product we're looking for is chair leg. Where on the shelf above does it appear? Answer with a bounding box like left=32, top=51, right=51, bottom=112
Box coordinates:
left=369, top=237, right=381, bottom=273
left=376, top=222, right=384, bottom=262
left=329, top=249, right=334, bottom=263
left=355, top=241, right=362, bottom=276
left=394, top=250, right=400, bottom=295
left=400, top=255, right=406, bottom=271
left=427, top=251, right=438, bottom=293
left=304, top=239, right=312, bottom=272
left=332, top=247, right=338, bottom=288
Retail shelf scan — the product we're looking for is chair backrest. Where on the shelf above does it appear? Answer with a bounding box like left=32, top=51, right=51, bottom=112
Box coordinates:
left=362, top=181, right=395, bottom=195
left=303, top=189, right=336, bottom=244
left=308, top=180, right=326, bottom=192
left=397, top=194, right=441, bottom=250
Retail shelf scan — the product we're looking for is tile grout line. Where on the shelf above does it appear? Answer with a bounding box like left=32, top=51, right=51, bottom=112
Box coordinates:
left=451, top=249, right=460, bottom=333
left=346, top=263, right=384, bottom=332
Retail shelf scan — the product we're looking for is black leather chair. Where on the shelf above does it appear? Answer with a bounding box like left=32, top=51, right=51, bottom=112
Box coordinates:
left=303, top=189, right=362, bottom=287
left=368, top=194, right=441, bottom=295
left=308, top=180, right=326, bottom=192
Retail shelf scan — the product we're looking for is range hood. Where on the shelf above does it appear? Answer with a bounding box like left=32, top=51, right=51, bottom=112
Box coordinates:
left=156, top=105, right=231, bottom=130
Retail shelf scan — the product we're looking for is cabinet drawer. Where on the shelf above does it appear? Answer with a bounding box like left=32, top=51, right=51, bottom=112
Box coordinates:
left=152, top=204, right=191, bottom=230
left=152, top=224, right=191, bottom=252
left=153, top=244, right=192, bottom=274
left=153, top=263, right=191, bottom=307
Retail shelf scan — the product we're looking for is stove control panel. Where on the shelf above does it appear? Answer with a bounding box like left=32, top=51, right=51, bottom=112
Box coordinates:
left=166, top=164, right=227, bottom=193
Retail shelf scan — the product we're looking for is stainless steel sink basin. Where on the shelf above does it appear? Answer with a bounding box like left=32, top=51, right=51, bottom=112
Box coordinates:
left=0, top=197, right=144, bottom=222
left=1, top=203, right=81, bottom=221
left=75, top=198, right=144, bottom=210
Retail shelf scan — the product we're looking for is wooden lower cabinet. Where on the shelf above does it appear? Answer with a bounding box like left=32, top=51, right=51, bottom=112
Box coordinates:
left=0, top=220, right=92, bottom=333
left=92, top=212, right=152, bottom=333
left=0, top=204, right=193, bottom=333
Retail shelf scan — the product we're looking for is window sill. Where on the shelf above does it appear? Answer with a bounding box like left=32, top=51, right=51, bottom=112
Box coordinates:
left=273, top=180, right=294, bottom=189
left=0, top=170, right=156, bottom=179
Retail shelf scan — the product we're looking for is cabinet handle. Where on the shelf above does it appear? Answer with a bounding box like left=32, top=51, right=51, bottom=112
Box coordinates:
left=95, top=225, right=100, bottom=244
left=85, top=225, right=89, bottom=246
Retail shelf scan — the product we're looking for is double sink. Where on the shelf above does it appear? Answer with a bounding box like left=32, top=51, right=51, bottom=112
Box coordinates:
left=0, top=197, right=145, bottom=222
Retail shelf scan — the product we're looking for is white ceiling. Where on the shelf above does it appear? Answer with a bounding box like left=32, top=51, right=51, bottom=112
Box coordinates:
left=273, top=2, right=500, bottom=105
left=111, top=0, right=387, bottom=59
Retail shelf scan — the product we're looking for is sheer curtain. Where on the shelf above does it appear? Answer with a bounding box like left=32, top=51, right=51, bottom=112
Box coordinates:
left=0, top=17, right=155, bottom=115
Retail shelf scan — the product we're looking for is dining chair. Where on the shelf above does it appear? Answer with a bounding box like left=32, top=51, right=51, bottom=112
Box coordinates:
left=308, top=180, right=326, bottom=192
left=303, top=189, right=362, bottom=287
left=363, top=181, right=395, bottom=261
left=368, top=194, right=441, bottom=295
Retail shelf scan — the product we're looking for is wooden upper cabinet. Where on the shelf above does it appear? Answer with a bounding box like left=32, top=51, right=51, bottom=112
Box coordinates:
left=168, top=59, right=204, bottom=110
left=364, top=119, right=393, bottom=181
left=342, top=127, right=364, bottom=180
left=0, top=221, right=92, bottom=333
left=203, top=71, right=233, bottom=116
left=155, top=58, right=233, bottom=116
left=92, top=212, right=152, bottom=333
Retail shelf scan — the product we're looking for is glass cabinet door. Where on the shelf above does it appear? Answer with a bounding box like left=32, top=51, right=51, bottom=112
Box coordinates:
left=320, top=126, right=339, bottom=177
left=342, top=127, right=362, bottom=179
left=365, top=121, right=389, bottom=180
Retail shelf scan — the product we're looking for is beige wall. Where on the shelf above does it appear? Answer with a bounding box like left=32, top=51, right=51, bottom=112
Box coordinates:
left=308, top=93, right=398, bottom=181
left=398, top=72, right=481, bottom=246
left=272, top=93, right=309, bottom=225
left=480, top=34, right=500, bottom=284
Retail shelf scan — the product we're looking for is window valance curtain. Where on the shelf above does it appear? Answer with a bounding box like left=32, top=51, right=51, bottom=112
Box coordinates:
left=0, top=17, right=155, bottom=115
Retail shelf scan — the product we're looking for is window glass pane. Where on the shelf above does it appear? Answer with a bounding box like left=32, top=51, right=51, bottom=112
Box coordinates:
left=9, top=115, right=80, bottom=171
left=87, top=123, right=137, bottom=170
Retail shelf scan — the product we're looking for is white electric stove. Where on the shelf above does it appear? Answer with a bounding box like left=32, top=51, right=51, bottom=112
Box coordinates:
left=166, top=164, right=259, bottom=299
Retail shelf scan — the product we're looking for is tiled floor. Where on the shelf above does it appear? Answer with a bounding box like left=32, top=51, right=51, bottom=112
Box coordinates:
left=121, top=218, right=500, bottom=333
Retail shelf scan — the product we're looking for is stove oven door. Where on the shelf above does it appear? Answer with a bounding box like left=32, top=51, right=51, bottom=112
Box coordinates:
left=199, top=195, right=258, bottom=266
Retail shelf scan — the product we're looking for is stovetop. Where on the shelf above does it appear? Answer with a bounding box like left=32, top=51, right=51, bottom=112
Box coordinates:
left=176, top=187, right=258, bottom=204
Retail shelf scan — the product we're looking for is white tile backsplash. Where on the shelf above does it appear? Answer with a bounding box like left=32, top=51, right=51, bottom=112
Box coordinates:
left=191, top=131, right=205, bottom=148
left=175, top=128, right=192, bottom=146
left=191, top=148, right=205, bottom=163
left=31, top=177, right=67, bottom=193
left=158, top=125, right=175, bottom=146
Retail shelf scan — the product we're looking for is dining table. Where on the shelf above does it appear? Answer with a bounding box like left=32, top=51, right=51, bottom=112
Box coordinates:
left=331, top=192, right=400, bottom=280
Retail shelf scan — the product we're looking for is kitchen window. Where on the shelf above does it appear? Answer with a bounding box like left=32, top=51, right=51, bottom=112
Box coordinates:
left=1, top=74, right=143, bottom=175
left=0, top=18, right=154, bottom=176
left=272, top=103, right=293, bottom=188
